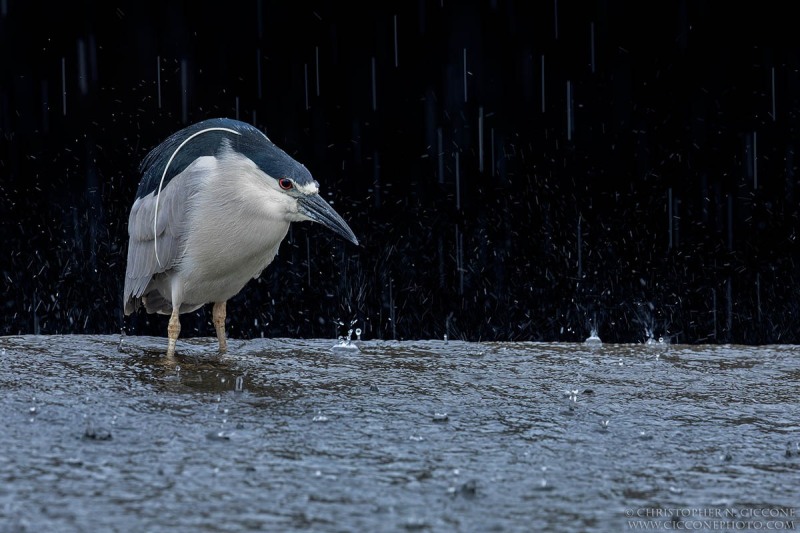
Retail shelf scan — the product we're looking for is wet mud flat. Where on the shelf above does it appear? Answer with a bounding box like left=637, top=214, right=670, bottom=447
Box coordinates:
left=0, top=335, right=798, bottom=532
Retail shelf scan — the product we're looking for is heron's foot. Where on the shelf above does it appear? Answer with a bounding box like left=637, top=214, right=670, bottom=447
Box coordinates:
left=167, top=306, right=181, bottom=360
left=212, top=301, right=228, bottom=354
left=166, top=339, right=177, bottom=359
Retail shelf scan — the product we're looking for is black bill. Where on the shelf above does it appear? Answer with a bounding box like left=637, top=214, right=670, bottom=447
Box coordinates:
left=298, top=194, right=359, bottom=245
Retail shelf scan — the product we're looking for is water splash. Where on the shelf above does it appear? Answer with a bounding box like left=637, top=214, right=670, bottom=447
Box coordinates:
left=645, top=328, right=669, bottom=347
left=584, top=328, right=601, bottom=345
left=332, top=326, right=361, bottom=353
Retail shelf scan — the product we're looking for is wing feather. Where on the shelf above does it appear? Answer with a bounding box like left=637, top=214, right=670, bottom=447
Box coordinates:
left=123, top=169, right=196, bottom=314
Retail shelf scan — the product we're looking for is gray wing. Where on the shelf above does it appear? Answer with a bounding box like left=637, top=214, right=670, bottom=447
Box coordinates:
left=123, top=169, right=196, bottom=314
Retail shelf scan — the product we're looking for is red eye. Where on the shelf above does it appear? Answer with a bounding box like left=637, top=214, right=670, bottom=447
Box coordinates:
left=279, top=178, right=293, bottom=190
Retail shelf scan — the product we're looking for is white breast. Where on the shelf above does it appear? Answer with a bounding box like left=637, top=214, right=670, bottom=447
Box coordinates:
left=176, top=154, right=293, bottom=306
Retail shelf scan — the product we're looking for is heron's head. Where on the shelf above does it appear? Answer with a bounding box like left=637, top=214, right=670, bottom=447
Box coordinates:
left=139, top=117, right=359, bottom=246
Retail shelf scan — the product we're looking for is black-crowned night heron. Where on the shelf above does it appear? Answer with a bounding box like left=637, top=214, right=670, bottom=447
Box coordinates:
left=123, top=118, right=358, bottom=358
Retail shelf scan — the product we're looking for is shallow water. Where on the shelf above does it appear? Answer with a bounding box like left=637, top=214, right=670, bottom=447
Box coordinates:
left=0, top=335, right=798, bottom=532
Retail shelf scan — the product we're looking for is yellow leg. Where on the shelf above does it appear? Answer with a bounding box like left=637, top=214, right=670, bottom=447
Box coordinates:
left=167, top=307, right=181, bottom=359
left=213, top=301, right=228, bottom=353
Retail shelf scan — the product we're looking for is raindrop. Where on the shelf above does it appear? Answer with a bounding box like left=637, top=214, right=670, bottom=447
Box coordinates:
left=712, top=288, right=718, bottom=340
left=61, top=57, right=67, bottom=115
left=667, top=187, right=673, bottom=250
left=478, top=106, right=484, bottom=173
left=756, top=273, right=762, bottom=322
left=576, top=215, right=582, bottom=278
left=256, top=0, right=263, bottom=38
left=77, top=39, right=88, bottom=95
left=463, top=48, right=468, bottom=102
left=156, top=55, right=162, bottom=108
left=753, top=131, right=758, bottom=189
left=540, top=55, right=546, bottom=113
left=727, top=195, right=733, bottom=251
left=393, top=15, right=399, bottom=67
left=771, top=66, right=776, bottom=120
left=306, top=236, right=312, bottom=286
left=180, top=58, right=189, bottom=123
left=455, top=151, right=461, bottom=210
left=389, top=277, right=396, bottom=339
left=553, top=0, right=559, bottom=38
left=437, top=127, right=444, bottom=183
left=726, top=277, right=733, bottom=339
left=455, top=225, right=464, bottom=295
left=490, top=127, right=495, bottom=175
left=371, top=56, right=377, bottom=111
left=566, top=80, right=573, bottom=141
left=373, top=150, right=381, bottom=208
left=355, top=328, right=362, bottom=340
left=234, top=375, right=244, bottom=392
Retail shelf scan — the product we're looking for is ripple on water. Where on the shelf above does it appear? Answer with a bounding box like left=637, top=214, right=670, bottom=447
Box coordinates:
left=0, top=335, right=798, bottom=532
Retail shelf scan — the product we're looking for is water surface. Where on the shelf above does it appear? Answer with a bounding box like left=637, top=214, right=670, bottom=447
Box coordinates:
left=1, top=335, right=798, bottom=532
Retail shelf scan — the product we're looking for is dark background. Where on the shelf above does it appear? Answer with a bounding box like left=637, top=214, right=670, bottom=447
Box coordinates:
left=2, top=1, right=799, bottom=343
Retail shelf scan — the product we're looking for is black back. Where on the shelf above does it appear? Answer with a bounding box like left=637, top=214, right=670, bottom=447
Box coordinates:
left=136, top=118, right=314, bottom=199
